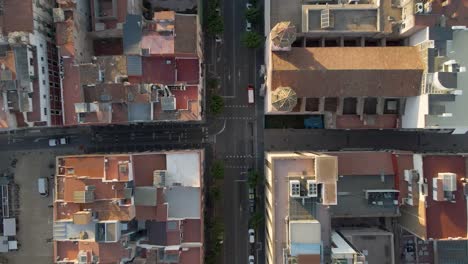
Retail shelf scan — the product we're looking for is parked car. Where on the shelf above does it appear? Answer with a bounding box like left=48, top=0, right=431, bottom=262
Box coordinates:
left=246, top=21, right=252, bottom=32
left=49, top=137, right=69, bottom=147
left=247, top=84, right=255, bottom=104
left=246, top=3, right=253, bottom=9
left=248, top=229, right=255, bottom=244
left=249, top=197, right=255, bottom=213
left=249, top=187, right=255, bottom=200
left=38, top=177, right=49, bottom=197
left=249, top=255, right=255, bottom=264
left=215, top=34, right=223, bottom=43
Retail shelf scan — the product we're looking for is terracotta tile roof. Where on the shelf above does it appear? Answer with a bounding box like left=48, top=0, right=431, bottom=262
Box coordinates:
left=182, top=219, right=202, bottom=243
left=141, top=32, right=174, bottom=55
left=424, top=155, right=467, bottom=239
left=62, top=156, right=105, bottom=178
left=54, top=241, right=78, bottom=261
left=104, top=155, right=131, bottom=181
left=171, top=85, right=199, bottom=110
left=142, top=56, right=176, bottom=84
left=330, top=152, right=394, bottom=176
left=271, top=47, right=424, bottom=98
left=176, top=59, right=199, bottom=84
left=179, top=247, right=202, bottom=264
left=154, top=11, right=175, bottom=21
left=62, top=57, right=82, bottom=125
left=132, top=154, right=167, bottom=186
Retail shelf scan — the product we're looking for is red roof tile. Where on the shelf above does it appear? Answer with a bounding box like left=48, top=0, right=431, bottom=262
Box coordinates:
left=132, top=154, right=167, bottom=186
left=62, top=57, right=82, bottom=125
left=182, top=219, right=201, bottom=243
left=171, top=85, right=199, bottom=110
left=142, top=57, right=176, bottom=84
left=179, top=247, right=202, bottom=264
left=424, top=155, right=467, bottom=239
left=329, top=152, right=394, bottom=176
left=176, top=59, right=199, bottom=84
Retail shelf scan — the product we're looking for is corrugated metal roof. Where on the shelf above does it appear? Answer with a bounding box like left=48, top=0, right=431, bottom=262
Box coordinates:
left=127, top=55, right=142, bottom=76
left=123, top=15, right=142, bottom=55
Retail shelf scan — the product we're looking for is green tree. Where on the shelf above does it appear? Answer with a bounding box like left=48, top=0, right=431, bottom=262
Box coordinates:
left=206, top=14, right=224, bottom=35
left=242, top=31, right=263, bottom=49
left=209, top=185, right=222, bottom=201
left=209, top=95, right=224, bottom=116
left=207, top=78, right=219, bottom=91
left=245, top=7, right=261, bottom=24
left=248, top=170, right=263, bottom=188
left=250, top=211, right=264, bottom=229
left=211, top=160, right=225, bottom=180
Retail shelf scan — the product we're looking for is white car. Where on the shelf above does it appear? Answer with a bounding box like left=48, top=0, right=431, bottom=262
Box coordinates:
left=246, top=3, right=253, bottom=9
left=48, top=137, right=69, bottom=147
left=215, top=35, right=223, bottom=43
left=248, top=229, right=255, bottom=243
left=246, top=21, right=252, bottom=32
left=249, top=255, right=254, bottom=264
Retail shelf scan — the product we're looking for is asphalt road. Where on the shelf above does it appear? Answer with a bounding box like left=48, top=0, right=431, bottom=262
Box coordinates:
left=207, top=0, right=261, bottom=262
left=264, top=129, right=468, bottom=153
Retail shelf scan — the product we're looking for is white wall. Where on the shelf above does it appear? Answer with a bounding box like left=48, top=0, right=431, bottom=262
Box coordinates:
left=401, top=95, right=428, bottom=129
left=409, top=27, right=429, bottom=46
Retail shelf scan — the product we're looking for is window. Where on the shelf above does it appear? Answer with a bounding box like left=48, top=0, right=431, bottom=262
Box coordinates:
left=43, top=108, right=47, bottom=115
left=50, top=95, right=53, bottom=100
left=54, top=96, right=58, bottom=101
left=42, top=67, right=45, bottom=74
left=41, top=57, right=44, bottom=61
left=42, top=80, right=46, bottom=85
left=39, top=44, right=43, bottom=48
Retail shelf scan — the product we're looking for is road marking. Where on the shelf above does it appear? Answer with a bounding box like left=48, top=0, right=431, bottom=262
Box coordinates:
left=224, top=155, right=256, bottom=158
left=225, top=105, right=251, bottom=108
left=217, top=117, right=255, bottom=120
left=225, top=165, right=249, bottom=169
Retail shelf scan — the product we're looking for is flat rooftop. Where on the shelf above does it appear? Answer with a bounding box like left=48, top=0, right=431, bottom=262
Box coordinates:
left=304, top=6, right=378, bottom=32
left=340, top=228, right=394, bottom=264
left=332, top=174, right=399, bottom=218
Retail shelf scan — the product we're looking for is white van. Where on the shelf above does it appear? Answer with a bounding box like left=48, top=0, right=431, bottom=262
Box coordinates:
left=38, top=177, right=49, bottom=197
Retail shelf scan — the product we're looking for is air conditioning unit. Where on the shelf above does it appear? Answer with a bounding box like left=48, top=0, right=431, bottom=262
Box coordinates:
left=440, top=173, right=457, bottom=191
left=289, top=180, right=300, bottom=198
left=404, top=170, right=419, bottom=182
left=404, top=197, right=414, bottom=206
left=307, top=180, right=318, bottom=197
left=415, top=3, right=424, bottom=14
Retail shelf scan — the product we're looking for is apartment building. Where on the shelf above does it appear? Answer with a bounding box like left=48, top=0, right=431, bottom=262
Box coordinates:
left=53, top=150, right=204, bottom=263
left=264, top=0, right=468, bottom=131
left=0, top=0, right=61, bottom=129
left=264, top=151, right=402, bottom=264
left=402, top=26, right=468, bottom=133
left=54, top=0, right=202, bottom=125
left=265, top=150, right=468, bottom=263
